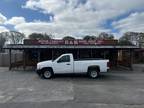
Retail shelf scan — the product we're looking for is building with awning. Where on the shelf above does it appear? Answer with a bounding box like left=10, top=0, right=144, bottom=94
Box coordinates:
left=3, top=39, right=139, bottom=70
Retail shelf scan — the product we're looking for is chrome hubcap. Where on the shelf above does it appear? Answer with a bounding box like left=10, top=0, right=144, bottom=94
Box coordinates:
left=44, top=71, right=51, bottom=78
left=90, top=71, right=97, bottom=78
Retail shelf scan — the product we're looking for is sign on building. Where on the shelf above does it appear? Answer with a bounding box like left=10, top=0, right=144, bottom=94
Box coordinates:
left=24, top=39, right=118, bottom=45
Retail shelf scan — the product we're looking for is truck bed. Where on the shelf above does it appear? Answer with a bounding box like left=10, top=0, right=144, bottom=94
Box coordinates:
left=74, top=59, right=109, bottom=73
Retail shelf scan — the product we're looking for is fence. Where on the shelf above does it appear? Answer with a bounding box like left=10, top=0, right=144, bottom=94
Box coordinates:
left=0, top=52, right=23, bottom=67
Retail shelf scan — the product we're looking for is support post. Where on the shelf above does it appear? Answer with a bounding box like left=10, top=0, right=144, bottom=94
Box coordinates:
left=115, top=50, right=118, bottom=67
left=90, top=49, right=93, bottom=58
left=103, top=51, right=106, bottom=59
left=23, top=50, right=26, bottom=70
left=9, top=49, right=12, bottom=70
left=130, top=49, right=133, bottom=71
left=37, top=50, right=41, bottom=62
left=77, top=49, right=79, bottom=59
left=52, top=49, right=53, bottom=60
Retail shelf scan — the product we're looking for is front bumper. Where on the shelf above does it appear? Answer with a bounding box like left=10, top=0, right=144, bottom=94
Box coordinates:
left=36, top=69, right=42, bottom=76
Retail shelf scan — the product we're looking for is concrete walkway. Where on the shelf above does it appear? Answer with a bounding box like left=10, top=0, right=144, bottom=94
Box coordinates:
left=133, top=64, right=144, bottom=72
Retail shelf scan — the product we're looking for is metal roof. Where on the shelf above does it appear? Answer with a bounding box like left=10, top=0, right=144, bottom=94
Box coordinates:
left=3, top=44, right=139, bottom=49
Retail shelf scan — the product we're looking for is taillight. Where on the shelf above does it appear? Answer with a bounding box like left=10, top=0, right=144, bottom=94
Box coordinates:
left=107, top=62, right=110, bottom=67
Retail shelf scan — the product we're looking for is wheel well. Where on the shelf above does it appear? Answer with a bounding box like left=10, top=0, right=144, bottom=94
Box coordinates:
left=41, top=67, right=53, bottom=73
left=88, top=66, right=100, bottom=72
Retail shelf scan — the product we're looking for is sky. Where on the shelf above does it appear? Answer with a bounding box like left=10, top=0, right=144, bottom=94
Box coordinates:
left=0, top=0, right=144, bottom=39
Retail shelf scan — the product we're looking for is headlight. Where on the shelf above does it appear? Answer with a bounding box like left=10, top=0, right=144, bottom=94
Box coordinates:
left=37, top=63, right=41, bottom=70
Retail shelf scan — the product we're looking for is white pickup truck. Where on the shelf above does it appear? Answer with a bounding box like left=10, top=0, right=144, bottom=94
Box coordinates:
left=36, top=53, right=109, bottom=79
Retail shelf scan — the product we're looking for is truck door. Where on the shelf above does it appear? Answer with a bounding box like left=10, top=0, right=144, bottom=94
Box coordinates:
left=53, top=55, right=73, bottom=73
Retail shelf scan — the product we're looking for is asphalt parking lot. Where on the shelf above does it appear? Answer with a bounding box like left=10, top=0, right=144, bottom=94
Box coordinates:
left=0, top=67, right=144, bottom=108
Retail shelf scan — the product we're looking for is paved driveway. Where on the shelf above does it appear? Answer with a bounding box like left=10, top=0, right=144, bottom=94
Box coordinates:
left=0, top=67, right=144, bottom=108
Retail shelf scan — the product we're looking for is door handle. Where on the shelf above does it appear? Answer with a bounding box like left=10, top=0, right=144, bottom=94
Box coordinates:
left=66, top=63, right=70, bottom=65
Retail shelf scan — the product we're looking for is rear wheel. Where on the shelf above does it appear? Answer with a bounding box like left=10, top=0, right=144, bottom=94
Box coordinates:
left=88, top=69, right=99, bottom=79
left=42, top=69, right=53, bottom=79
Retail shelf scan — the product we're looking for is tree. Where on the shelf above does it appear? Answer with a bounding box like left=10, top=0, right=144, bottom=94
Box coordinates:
left=118, top=40, right=133, bottom=45
left=118, top=32, right=144, bottom=46
left=63, top=36, right=75, bottom=40
left=98, top=32, right=114, bottom=40
left=139, top=33, right=144, bottom=47
left=0, top=33, right=6, bottom=52
left=29, top=33, right=52, bottom=40
left=83, top=35, right=97, bottom=41
left=83, top=33, right=114, bottom=41
left=2, top=31, right=25, bottom=44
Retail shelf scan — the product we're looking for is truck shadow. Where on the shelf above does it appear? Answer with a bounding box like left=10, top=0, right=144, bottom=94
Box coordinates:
left=52, top=73, right=131, bottom=82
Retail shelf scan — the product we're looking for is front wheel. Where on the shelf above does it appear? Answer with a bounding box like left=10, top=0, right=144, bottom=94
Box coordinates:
left=88, top=69, right=99, bottom=79
left=42, top=69, right=53, bottom=79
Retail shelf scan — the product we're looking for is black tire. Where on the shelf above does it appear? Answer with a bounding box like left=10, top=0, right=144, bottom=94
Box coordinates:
left=88, top=69, right=99, bottom=79
left=42, top=69, right=53, bottom=79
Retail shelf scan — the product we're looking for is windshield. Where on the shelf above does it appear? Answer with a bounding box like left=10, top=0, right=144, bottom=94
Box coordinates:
left=52, top=56, right=59, bottom=62
left=52, top=58, right=56, bottom=62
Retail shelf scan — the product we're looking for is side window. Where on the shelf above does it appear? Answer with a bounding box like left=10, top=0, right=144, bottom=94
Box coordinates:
left=57, top=55, right=70, bottom=63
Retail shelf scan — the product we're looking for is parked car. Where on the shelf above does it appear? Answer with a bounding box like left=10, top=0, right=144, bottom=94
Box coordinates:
left=36, top=53, right=109, bottom=79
